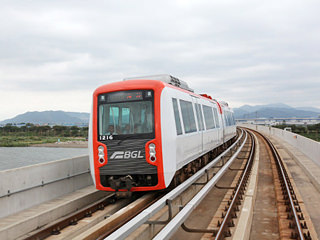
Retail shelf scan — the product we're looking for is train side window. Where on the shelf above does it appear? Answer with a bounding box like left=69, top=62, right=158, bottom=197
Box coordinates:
left=172, top=98, right=183, bottom=135
left=195, top=103, right=204, bottom=131
left=211, top=107, right=217, bottom=128
left=226, top=112, right=230, bottom=126
left=225, top=111, right=230, bottom=126
left=203, top=105, right=215, bottom=129
left=233, top=113, right=236, bottom=125
left=213, top=108, right=220, bottom=128
left=180, top=100, right=197, bottom=133
left=225, top=113, right=228, bottom=126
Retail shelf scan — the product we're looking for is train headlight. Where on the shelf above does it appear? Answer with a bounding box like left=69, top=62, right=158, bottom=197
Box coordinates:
left=98, top=146, right=105, bottom=164
left=149, top=143, right=156, bottom=162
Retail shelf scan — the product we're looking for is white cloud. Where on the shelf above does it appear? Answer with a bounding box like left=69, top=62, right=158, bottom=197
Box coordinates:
left=0, top=0, right=320, bottom=120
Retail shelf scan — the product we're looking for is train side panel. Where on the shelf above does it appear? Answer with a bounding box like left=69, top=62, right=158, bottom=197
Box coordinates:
left=160, top=87, right=178, bottom=187
left=221, top=105, right=237, bottom=142
left=161, top=86, right=228, bottom=188
left=201, top=101, right=223, bottom=153
left=172, top=89, right=202, bottom=170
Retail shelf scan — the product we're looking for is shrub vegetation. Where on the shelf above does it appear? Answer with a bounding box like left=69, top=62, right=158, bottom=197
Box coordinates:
left=274, top=123, right=320, bottom=142
left=0, top=123, right=88, bottom=147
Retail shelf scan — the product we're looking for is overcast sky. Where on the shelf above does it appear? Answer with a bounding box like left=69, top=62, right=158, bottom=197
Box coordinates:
left=1, top=0, right=319, bottom=121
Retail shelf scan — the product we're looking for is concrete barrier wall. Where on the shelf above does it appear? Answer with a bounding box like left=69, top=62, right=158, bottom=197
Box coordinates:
left=240, top=124, right=320, bottom=167
left=0, top=155, right=92, bottom=218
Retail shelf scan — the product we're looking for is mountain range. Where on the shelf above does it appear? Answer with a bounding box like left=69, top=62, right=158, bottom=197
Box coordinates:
left=233, top=103, right=320, bottom=119
left=1, top=103, right=319, bottom=126
left=0, top=111, right=90, bottom=126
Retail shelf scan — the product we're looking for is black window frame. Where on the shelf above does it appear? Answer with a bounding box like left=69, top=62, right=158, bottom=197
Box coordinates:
left=203, top=105, right=215, bottom=130
left=179, top=99, right=197, bottom=134
left=97, top=90, right=155, bottom=141
left=172, top=98, right=183, bottom=135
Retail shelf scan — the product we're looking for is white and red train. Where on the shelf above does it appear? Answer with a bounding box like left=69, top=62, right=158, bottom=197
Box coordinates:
left=89, top=75, right=236, bottom=192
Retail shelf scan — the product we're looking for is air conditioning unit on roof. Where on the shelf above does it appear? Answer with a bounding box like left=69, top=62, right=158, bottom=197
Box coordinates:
left=123, top=74, right=194, bottom=92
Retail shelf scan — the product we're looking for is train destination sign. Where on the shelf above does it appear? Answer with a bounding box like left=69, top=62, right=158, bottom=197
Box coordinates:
left=106, top=91, right=143, bottom=103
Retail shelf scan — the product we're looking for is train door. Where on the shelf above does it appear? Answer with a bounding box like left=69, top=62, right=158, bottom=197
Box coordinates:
left=221, top=112, right=225, bottom=144
left=192, top=97, right=204, bottom=154
left=216, top=103, right=225, bottom=144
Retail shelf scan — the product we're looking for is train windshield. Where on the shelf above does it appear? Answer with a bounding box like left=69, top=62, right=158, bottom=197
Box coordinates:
left=98, top=90, right=155, bottom=140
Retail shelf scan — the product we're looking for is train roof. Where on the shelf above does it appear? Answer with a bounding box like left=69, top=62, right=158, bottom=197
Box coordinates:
left=123, top=74, right=194, bottom=93
left=95, top=75, right=231, bottom=114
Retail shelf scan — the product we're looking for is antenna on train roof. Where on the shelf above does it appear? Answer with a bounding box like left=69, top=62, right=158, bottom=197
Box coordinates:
left=123, top=74, right=194, bottom=93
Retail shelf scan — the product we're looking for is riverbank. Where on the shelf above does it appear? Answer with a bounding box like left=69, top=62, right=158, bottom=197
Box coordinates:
left=0, top=136, right=87, bottom=147
left=32, top=140, right=88, bottom=148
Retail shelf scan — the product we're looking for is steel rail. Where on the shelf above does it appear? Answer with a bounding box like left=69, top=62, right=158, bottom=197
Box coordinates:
left=214, top=130, right=255, bottom=239
left=264, top=136, right=305, bottom=240
left=106, top=129, right=246, bottom=240
left=153, top=130, right=249, bottom=240
left=23, top=193, right=116, bottom=240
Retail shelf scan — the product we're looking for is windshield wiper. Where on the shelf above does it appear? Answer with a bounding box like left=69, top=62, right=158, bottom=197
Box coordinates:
left=117, top=135, right=137, bottom=145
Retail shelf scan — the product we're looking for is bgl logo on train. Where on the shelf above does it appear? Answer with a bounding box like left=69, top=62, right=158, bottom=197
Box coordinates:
left=110, top=151, right=144, bottom=159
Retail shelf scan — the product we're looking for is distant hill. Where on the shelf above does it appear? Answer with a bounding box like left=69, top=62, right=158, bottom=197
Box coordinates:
left=234, top=103, right=320, bottom=119
left=0, top=111, right=90, bottom=126
left=1, top=104, right=319, bottom=125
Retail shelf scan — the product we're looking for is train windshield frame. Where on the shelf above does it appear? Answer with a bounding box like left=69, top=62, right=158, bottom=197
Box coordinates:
left=97, top=90, right=155, bottom=140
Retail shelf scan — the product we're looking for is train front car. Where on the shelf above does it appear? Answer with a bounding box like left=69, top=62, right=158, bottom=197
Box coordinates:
left=89, top=80, right=166, bottom=191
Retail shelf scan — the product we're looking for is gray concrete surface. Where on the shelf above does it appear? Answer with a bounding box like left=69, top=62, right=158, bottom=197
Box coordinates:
left=233, top=133, right=260, bottom=240
left=0, top=155, right=92, bottom=218
left=240, top=124, right=320, bottom=192
left=239, top=124, right=320, bottom=167
left=0, top=186, right=109, bottom=240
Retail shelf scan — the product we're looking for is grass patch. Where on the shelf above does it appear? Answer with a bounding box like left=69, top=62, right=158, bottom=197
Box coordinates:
left=0, top=136, right=86, bottom=147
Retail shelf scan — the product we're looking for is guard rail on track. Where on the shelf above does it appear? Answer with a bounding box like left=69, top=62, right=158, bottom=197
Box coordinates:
left=154, top=129, right=252, bottom=240
left=262, top=133, right=308, bottom=239
left=106, top=129, right=247, bottom=240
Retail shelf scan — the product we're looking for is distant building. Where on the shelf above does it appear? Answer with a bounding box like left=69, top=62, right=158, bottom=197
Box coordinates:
left=236, top=117, right=320, bottom=126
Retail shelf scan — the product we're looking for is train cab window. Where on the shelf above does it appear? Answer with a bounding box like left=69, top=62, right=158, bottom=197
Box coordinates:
left=203, top=105, right=215, bottom=129
left=109, top=107, right=120, bottom=126
left=213, top=108, right=220, bottom=128
left=98, top=90, right=155, bottom=140
left=121, top=108, right=130, bottom=125
left=180, top=100, right=197, bottom=133
left=172, top=98, right=183, bottom=135
left=195, top=103, right=205, bottom=131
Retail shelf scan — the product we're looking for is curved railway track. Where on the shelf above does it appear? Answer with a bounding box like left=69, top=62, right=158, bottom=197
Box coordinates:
left=20, top=128, right=318, bottom=240
left=249, top=129, right=315, bottom=240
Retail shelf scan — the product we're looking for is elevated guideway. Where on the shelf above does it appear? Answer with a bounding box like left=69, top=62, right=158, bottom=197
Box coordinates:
left=1, top=125, right=320, bottom=239
left=0, top=155, right=99, bottom=239
left=239, top=123, right=320, bottom=192
left=0, top=155, right=91, bottom=218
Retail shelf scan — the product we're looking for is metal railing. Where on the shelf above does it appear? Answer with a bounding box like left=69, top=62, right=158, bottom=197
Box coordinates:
left=153, top=130, right=249, bottom=240
left=106, top=129, right=247, bottom=240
